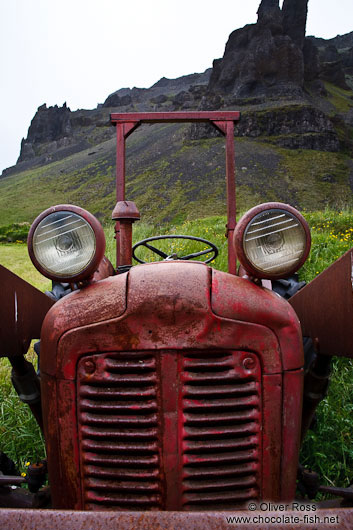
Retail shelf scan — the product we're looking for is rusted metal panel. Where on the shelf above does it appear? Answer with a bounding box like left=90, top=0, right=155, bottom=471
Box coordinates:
left=0, top=265, right=54, bottom=357
left=1, top=508, right=353, bottom=529
left=280, top=369, right=303, bottom=501
left=91, top=256, right=115, bottom=283
left=211, top=267, right=304, bottom=371
left=261, top=374, right=282, bottom=500
left=44, top=263, right=285, bottom=379
left=289, top=248, right=353, bottom=357
left=52, top=349, right=265, bottom=511
left=40, top=261, right=302, bottom=509
left=40, top=272, right=127, bottom=376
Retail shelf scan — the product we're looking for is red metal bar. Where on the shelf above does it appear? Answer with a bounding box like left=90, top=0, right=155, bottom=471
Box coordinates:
left=111, top=112, right=240, bottom=272
left=225, top=120, right=236, bottom=274
left=116, top=123, right=125, bottom=202
left=118, top=221, right=133, bottom=266
left=1, top=508, right=352, bottom=529
left=111, top=111, right=240, bottom=123
left=114, top=220, right=120, bottom=268
left=115, top=123, right=140, bottom=267
left=161, top=351, right=180, bottom=510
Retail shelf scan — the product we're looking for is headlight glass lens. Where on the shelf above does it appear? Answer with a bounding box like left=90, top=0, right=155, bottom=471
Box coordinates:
left=32, top=211, right=96, bottom=278
left=243, top=209, right=306, bottom=275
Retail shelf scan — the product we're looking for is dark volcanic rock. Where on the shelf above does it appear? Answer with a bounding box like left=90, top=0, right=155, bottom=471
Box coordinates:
left=208, top=24, right=304, bottom=98
left=103, top=93, right=132, bottom=107
left=257, top=0, right=282, bottom=29
left=307, top=33, right=353, bottom=89
left=237, top=105, right=336, bottom=138
left=207, top=0, right=351, bottom=101
left=25, top=103, right=71, bottom=143
left=150, top=94, right=168, bottom=105
left=342, top=47, right=353, bottom=72
left=303, top=38, right=321, bottom=83
left=102, top=70, right=211, bottom=109
left=208, top=0, right=308, bottom=99
left=188, top=104, right=340, bottom=152
left=320, top=60, right=350, bottom=90
left=172, top=91, right=192, bottom=108
left=150, top=71, right=211, bottom=90
left=18, top=103, right=72, bottom=163
left=320, top=44, right=341, bottom=63
left=282, top=0, right=308, bottom=49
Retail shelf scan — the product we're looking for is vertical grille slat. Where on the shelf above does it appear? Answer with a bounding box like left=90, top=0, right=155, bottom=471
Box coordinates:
left=77, top=353, right=162, bottom=510
left=181, top=351, right=262, bottom=510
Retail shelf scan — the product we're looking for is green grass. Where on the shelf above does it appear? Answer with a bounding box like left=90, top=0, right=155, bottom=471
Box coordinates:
left=1, top=208, right=353, bottom=493
left=0, top=351, right=45, bottom=473
left=324, top=82, right=353, bottom=113
left=299, top=209, right=353, bottom=282
left=300, top=357, right=353, bottom=489
left=274, top=149, right=353, bottom=211
left=0, top=243, right=51, bottom=292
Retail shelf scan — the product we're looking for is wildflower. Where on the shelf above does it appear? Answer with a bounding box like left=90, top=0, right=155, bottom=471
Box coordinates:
left=21, top=472, right=27, bottom=477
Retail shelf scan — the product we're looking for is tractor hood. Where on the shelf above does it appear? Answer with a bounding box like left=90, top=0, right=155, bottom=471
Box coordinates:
left=41, top=261, right=303, bottom=378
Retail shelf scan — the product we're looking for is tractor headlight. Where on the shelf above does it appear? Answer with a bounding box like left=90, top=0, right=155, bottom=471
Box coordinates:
left=28, top=205, right=105, bottom=282
left=233, top=203, right=311, bottom=279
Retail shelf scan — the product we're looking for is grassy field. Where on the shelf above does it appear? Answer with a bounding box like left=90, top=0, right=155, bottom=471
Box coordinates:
left=0, top=209, right=353, bottom=493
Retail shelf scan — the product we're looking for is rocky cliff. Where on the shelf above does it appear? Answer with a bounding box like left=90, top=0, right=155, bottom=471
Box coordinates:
left=6, top=0, right=352, bottom=179
left=208, top=0, right=307, bottom=98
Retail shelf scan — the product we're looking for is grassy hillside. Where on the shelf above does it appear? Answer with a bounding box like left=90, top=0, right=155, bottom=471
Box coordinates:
left=0, top=122, right=352, bottom=229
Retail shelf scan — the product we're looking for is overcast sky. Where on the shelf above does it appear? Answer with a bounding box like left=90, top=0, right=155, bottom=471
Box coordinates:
left=1, top=0, right=353, bottom=173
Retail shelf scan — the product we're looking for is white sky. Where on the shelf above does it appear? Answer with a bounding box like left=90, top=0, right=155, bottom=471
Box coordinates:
left=1, top=0, right=353, bottom=173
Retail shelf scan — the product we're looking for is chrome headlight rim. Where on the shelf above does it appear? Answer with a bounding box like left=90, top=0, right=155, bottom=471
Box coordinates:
left=28, top=204, right=106, bottom=282
left=233, top=202, right=311, bottom=280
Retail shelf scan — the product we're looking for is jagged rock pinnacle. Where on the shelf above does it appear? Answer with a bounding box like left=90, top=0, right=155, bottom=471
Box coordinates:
left=282, top=0, right=309, bottom=48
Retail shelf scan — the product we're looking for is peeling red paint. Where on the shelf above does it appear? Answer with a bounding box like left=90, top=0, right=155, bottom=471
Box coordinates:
left=40, top=261, right=302, bottom=509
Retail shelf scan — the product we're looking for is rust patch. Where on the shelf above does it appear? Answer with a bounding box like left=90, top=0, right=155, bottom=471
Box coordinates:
left=0, top=265, right=54, bottom=357
left=290, top=248, right=353, bottom=357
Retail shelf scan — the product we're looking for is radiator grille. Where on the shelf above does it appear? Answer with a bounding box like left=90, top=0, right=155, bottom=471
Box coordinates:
left=77, top=349, right=261, bottom=511
left=181, top=351, right=261, bottom=510
left=77, top=352, right=162, bottom=510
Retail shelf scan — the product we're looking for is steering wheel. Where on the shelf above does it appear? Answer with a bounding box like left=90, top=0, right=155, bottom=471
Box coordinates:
left=132, top=235, right=218, bottom=264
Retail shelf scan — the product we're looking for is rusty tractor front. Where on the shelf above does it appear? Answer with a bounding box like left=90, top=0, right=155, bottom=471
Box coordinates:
left=1, top=112, right=352, bottom=522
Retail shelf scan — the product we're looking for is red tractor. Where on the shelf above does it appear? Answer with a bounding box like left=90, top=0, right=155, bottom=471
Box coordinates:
left=0, top=112, right=352, bottom=527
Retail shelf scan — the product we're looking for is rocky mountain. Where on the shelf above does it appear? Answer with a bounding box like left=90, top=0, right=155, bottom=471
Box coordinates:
left=1, top=0, right=353, bottom=225
left=6, top=70, right=212, bottom=177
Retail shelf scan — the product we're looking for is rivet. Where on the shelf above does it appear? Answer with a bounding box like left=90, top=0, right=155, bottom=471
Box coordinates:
left=243, top=356, right=256, bottom=370
left=84, top=360, right=96, bottom=374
